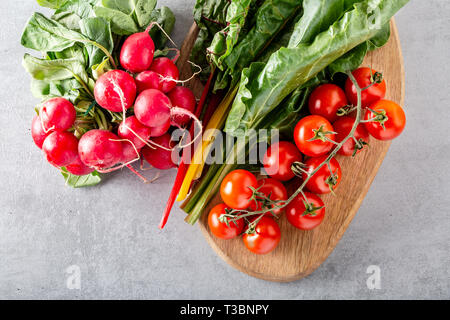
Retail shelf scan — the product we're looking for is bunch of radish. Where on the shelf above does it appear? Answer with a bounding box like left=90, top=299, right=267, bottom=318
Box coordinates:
left=31, top=26, right=199, bottom=182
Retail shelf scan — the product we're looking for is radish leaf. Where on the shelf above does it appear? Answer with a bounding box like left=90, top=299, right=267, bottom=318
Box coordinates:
left=93, top=6, right=139, bottom=35
left=61, top=168, right=102, bottom=188
left=37, top=0, right=70, bottom=9
left=79, top=17, right=114, bottom=67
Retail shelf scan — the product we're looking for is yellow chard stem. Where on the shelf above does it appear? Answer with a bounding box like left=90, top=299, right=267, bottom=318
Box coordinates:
left=176, top=86, right=238, bottom=202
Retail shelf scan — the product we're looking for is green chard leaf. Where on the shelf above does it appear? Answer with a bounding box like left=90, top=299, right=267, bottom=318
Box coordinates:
left=288, top=0, right=392, bottom=78
left=224, top=0, right=410, bottom=136
left=208, top=0, right=301, bottom=90
left=327, top=42, right=369, bottom=77
left=221, top=0, right=302, bottom=81
left=328, top=23, right=391, bottom=76
left=265, top=71, right=328, bottom=137
left=367, top=22, right=391, bottom=50
left=288, top=0, right=362, bottom=47
left=193, top=0, right=230, bottom=33
left=257, top=13, right=301, bottom=63
left=61, top=168, right=102, bottom=188
left=191, top=0, right=232, bottom=80
left=268, top=87, right=310, bottom=137
left=208, top=0, right=255, bottom=70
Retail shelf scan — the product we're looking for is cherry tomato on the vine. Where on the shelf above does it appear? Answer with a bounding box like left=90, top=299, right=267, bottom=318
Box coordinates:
left=243, top=216, right=281, bottom=255
left=208, top=203, right=244, bottom=240
left=302, top=156, right=342, bottom=194
left=334, top=116, right=370, bottom=156
left=345, top=67, right=386, bottom=108
left=364, top=100, right=406, bottom=141
left=220, top=169, right=258, bottom=210
left=249, top=178, right=288, bottom=216
left=263, top=141, right=302, bottom=181
left=286, top=192, right=325, bottom=230
left=294, top=115, right=336, bottom=157
left=309, top=84, right=348, bottom=123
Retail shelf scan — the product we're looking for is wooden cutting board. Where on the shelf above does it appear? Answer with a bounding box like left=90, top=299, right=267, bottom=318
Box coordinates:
left=177, top=20, right=405, bottom=282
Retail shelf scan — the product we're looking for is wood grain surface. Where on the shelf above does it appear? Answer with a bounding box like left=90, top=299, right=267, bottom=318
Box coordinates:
left=177, top=20, right=405, bottom=282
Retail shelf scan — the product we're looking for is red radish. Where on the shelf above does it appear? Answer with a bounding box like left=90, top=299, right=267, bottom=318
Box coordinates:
left=120, top=142, right=151, bottom=183
left=121, top=142, right=141, bottom=163
left=134, top=89, right=172, bottom=128
left=134, top=89, right=200, bottom=140
left=120, top=31, right=155, bottom=73
left=78, top=130, right=123, bottom=169
left=141, top=133, right=177, bottom=170
left=118, top=116, right=151, bottom=149
left=66, top=156, right=95, bottom=176
left=168, top=86, right=196, bottom=127
left=94, top=70, right=137, bottom=112
left=31, top=115, right=51, bottom=149
left=42, top=131, right=78, bottom=167
left=40, top=97, right=76, bottom=131
left=149, top=57, right=179, bottom=93
left=150, top=118, right=171, bottom=137
left=135, top=71, right=161, bottom=93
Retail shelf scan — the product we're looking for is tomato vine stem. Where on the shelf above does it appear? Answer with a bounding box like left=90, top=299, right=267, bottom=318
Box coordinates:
left=221, top=71, right=365, bottom=231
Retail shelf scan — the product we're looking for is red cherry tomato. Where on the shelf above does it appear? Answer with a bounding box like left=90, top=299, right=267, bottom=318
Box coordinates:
left=208, top=204, right=244, bottom=240
left=309, top=84, right=348, bottom=122
left=345, top=67, right=386, bottom=107
left=263, top=141, right=302, bottom=181
left=249, top=178, right=288, bottom=216
left=294, top=115, right=336, bottom=157
left=302, top=156, right=342, bottom=194
left=243, top=217, right=281, bottom=255
left=364, top=100, right=406, bottom=141
left=334, top=116, right=370, bottom=156
left=286, top=192, right=325, bottom=230
left=220, top=169, right=258, bottom=210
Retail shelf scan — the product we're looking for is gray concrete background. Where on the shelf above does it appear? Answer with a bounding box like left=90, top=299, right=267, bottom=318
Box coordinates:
left=0, top=0, right=448, bottom=300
